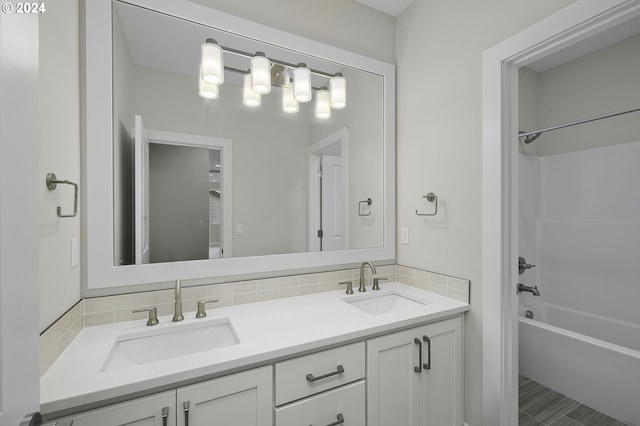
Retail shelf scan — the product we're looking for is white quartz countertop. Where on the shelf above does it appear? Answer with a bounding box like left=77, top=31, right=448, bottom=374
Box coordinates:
left=41, top=282, right=468, bottom=415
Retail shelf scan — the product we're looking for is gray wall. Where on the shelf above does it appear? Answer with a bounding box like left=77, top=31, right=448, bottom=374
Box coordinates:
left=149, top=144, right=210, bottom=263
left=308, top=67, right=385, bottom=250
left=520, top=33, right=640, bottom=156
left=39, top=0, right=82, bottom=330
left=130, top=66, right=309, bottom=257
left=395, top=1, right=576, bottom=424
left=112, top=7, right=134, bottom=265
left=190, top=0, right=395, bottom=64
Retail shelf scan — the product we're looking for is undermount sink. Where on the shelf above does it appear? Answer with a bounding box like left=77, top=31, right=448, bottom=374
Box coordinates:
left=101, top=318, right=239, bottom=372
left=344, top=292, right=428, bottom=315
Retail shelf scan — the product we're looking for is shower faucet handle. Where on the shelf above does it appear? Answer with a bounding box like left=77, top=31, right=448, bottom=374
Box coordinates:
left=518, top=256, right=536, bottom=275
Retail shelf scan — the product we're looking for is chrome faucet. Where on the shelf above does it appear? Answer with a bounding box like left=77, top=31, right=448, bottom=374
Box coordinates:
left=359, top=261, right=376, bottom=292
left=173, top=279, right=184, bottom=322
left=517, top=283, right=540, bottom=296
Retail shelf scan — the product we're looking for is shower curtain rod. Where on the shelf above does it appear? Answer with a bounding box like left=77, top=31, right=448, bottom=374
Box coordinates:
left=518, top=105, right=640, bottom=144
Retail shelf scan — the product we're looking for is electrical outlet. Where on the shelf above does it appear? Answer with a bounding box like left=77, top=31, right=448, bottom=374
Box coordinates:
left=400, top=227, right=409, bottom=245
left=70, top=238, right=80, bottom=268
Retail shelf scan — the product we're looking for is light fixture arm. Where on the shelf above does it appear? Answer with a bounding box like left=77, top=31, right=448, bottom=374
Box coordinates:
left=219, top=45, right=335, bottom=79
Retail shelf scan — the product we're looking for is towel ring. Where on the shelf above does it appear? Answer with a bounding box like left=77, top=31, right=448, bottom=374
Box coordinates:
left=358, top=198, right=372, bottom=216
left=46, top=173, right=78, bottom=218
left=416, top=192, right=438, bottom=216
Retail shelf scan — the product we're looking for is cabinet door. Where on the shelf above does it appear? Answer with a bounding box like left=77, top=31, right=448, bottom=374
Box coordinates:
left=419, top=316, right=463, bottom=426
left=177, top=366, right=273, bottom=426
left=366, top=328, right=420, bottom=426
left=52, top=390, right=176, bottom=426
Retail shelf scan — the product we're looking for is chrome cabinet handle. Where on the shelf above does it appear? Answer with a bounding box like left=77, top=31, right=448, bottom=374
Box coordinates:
left=414, top=337, right=422, bottom=373
left=161, top=407, right=169, bottom=426
left=423, top=335, right=431, bottom=370
left=306, top=365, right=344, bottom=382
left=308, top=413, right=345, bottom=426
left=183, top=401, right=190, bottom=426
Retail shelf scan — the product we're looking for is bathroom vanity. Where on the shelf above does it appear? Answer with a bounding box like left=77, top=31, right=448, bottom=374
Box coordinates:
left=42, top=283, right=467, bottom=425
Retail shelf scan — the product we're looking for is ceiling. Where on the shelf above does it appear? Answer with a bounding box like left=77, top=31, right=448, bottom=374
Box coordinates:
left=355, top=0, right=415, bottom=17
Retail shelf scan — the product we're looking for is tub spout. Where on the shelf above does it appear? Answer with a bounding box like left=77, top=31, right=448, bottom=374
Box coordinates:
left=517, top=283, right=540, bottom=296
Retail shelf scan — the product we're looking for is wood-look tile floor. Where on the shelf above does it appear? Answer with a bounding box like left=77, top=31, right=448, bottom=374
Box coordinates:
left=519, top=376, right=628, bottom=426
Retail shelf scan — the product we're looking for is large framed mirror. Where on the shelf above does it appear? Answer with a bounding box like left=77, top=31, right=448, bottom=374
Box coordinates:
left=83, top=0, right=395, bottom=290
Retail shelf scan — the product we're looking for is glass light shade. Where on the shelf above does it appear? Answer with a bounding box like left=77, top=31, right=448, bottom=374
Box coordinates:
left=293, top=63, right=312, bottom=103
left=315, top=88, right=331, bottom=119
left=243, top=73, right=261, bottom=107
left=199, top=76, right=219, bottom=99
left=330, top=73, right=346, bottom=109
left=201, top=39, right=224, bottom=85
left=251, top=52, right=271, bottom=94
left=282, top=85, right=299, bottom=113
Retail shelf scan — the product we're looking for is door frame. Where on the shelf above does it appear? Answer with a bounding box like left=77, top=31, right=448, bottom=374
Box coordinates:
left=307, top=127, right=349, bottom=252
left=481, top=1, right=640, bottom=424
left=146, top=129, right=233, bottom=258
left=0, top=8, right=40, bottom=425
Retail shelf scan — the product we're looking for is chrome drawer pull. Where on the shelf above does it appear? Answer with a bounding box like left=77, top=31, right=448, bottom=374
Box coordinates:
left=423, top=335, right=431, bottom=370
left=183, top=401, right=190, bottom=426
left=308, top=413, right=345, bottom=426
left=161, top=407, right=169, bottom=426
left=306, top=364, right=345, bottom=382
left=414, top=337, right=422, bottom=373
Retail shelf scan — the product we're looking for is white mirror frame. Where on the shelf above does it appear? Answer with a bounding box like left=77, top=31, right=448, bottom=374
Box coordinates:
left=82, top=0, right=396, bottom=290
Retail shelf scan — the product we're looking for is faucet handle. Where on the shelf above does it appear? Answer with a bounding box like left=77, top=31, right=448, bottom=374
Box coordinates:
left=371, top=275, right=388, bottom=290
left=196, top=299, right=220, bottom=318
left=132, top=307, right=159, bottom=326
left=339, top=281, right=354, bottom=294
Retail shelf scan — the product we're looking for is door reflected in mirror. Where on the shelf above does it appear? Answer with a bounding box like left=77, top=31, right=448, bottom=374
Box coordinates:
left=113, top=1, right=385, bottom=266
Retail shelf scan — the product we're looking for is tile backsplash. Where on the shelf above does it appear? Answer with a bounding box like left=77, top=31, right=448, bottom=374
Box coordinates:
left=40, top=264, right=470, bottom=376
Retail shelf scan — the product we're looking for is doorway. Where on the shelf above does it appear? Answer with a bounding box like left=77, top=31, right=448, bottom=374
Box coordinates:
left=481, top=2, right=640, bottom=424
left=308, top=128, right=349, bottom=252
left=144, top=128, right=233, bottom=260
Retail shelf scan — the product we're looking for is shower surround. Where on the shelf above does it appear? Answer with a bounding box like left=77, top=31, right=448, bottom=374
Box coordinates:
left=518, top=140, right=640, bottom=425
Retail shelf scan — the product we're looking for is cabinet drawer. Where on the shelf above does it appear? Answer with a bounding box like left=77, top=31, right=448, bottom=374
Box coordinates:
left=275, top=380, right=365, bottom=426
left=275, top=342, right=365, bottom=405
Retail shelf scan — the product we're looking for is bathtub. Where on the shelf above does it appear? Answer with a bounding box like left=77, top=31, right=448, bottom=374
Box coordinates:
left=519, top=302, right=640, bottom=426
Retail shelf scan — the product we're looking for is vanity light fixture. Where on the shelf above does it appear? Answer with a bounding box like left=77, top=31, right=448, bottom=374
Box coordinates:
left=198, top=41, right=345, bottom=111
left=329, top=73, right=346, bottom=109
left=281, top=70, right=299, bottom=113
left=250, top=52, right=271, bottom=94
left=293, top=63, right=312, bottom=103
left=242, top=73, right=261, bottom=107
left=201, top=39, right=224, bottom=85
left=198, top=67, right=219, bottom=99
left=315, top=87, right=331, bottom=119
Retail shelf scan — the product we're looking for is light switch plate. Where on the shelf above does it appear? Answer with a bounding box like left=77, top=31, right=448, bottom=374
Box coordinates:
left=70, top=238, right=80, bottom=268
left=235, top=224, right=244, bottom=236
left=400, top=227, right=409, bottom=245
